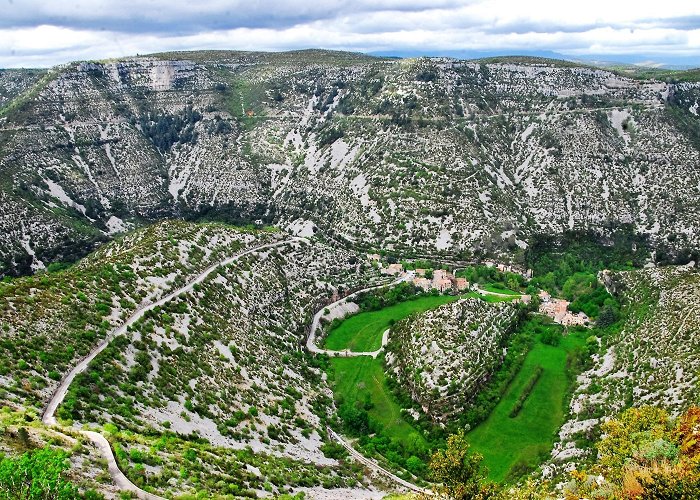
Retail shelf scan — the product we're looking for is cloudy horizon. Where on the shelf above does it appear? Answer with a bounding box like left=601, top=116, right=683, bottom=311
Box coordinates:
left=2, top=0, right=699, bottom=68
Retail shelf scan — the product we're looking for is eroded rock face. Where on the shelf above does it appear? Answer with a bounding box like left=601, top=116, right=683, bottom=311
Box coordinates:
left=0, top=220, right=383, bottom=495
left=550, top=264, right=700, bottom=472
left=386, top=298, right=519, bottom=420
left=1, top=51, right=699, bottom=276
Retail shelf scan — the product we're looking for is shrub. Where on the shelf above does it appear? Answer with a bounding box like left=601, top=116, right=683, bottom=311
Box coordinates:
left=320, top=442, right=348, bottom=459
left=0, top=447, right=79, bottom=499
left=509, top=367, right=543, bottom=418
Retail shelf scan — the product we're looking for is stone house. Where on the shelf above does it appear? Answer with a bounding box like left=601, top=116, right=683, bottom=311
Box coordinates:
left=434, top=278, right=453, bottom=293
left=433, top=269, right=449, bottom=281
left=413, top=277, right=432, bottom=291
left=452, top=277, right=469, bottom=291
left=382, top=263, right=404, bottom=275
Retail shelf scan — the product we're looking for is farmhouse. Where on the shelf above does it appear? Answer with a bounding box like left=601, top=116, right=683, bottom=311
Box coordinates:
left=452, top=277, right=469, bottom=291
left=383, top=263, right=404, bottom=275
left=539, top=296, right=590, bottom=326
left=413, top=277, right=432, bottom=291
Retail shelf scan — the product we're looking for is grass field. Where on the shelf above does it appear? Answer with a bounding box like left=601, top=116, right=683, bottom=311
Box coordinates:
left=324, top=294, right=463, bottom=352
left=482, top=283, right=521, bottom=295
left=467, top=327, right=587, bottom=482
left=480, top=293, right=518, bottom=303
left=329, top=355, right=428, bottom=452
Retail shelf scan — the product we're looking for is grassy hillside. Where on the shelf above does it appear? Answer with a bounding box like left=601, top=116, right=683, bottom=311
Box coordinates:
left=330, top=355, right=427, bottom=452
left=468, top=322, right=589, bottom=482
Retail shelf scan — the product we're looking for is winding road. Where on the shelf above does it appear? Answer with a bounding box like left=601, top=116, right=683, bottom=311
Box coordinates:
left=327, top=427, right=433, bottom=496
left=42, top=242, right=451, bottom=498
left=306, top=279, right=524, bottom=359
left=306, top=280, right=400, bottom=358
left=42, top=238, right=302, bottom=500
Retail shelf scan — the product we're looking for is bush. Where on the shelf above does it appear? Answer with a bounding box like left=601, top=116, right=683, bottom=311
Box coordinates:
left=405, top=455, right=426, bottom=475
left=338, top=404, right=370, bottom=435
left=639, top=439, right=679, bottom=463
left=540, top=328, right=561, bottom=346
left=0, top=447, right=79, bottom=499
left=318, top=127, right=343, bottom=147
left=509, top=367, right=543, bottom=418
left=320, top=442, right=348, bottom=459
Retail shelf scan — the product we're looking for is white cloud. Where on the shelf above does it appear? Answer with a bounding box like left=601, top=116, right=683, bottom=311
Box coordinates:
left=0, top=0, right=698, bottom=67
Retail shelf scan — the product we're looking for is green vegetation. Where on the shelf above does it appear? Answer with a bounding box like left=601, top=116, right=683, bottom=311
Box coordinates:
left=563, top=272, right=619, bottom=321
left=456, top=266, right=526, bottom=293
left=479, top=294, right=518, bottom=303
left=467, top=321, right=592, bottom=482
left=325, top=280, right=517, bottom=353
left=353, top=282, right=424, bottom=311
left=0, top=221, right=260, bottom=406
left=666, top=98, right=700, bottom=156
left=324, top=294, right=461, bottom=352
left=526, top=230, right=647, bottom=288
left=482, top=284, right=520, bottom=296
left=0, top=69, right=54, bottom=121
left=428, top=431, right=499, bottom=500
left=453, top=311, right=534, bottom=432
left=327, top=290, right=526, bottom=480
left=617, top=66, right=700, bottom=83
left=399, top=259, right=441, bottom=271
left=508, top=366, right=543, bottom=418
left=330, top=355, right=428, bottom=456
left=106, top=423, right=362, bottom=498
left=138, top=106, right=202, bottom=151
left=431, top=405, right=700, bottom=499
left=0, top=446, right=101, bottom=500
left=567, top=406, right=700, bottom=499
left=526, top=232, right=626, bottom=320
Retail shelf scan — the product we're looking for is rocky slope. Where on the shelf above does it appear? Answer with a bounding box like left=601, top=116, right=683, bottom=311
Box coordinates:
left=550, top=264, right=700, bottom=473
left=0, top=219, right=384, bottom=497
left=386, top=298, right=519, bottom=421
left=1, top=51, right=699, bottom=276
left=0, top=220, right=282, bottom=409
left=0, top=68, right=47, bottom=107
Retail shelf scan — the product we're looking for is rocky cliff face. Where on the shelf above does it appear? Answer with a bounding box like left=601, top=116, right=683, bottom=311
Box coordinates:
left=386, top=298, right=519, bottom=420
left=1, top=50, right=699, bottom=276
left=550, top=264, right=700, bottom=474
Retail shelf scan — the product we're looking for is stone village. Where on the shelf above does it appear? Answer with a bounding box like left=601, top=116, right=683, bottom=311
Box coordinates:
left=368, top=254, right=589, bottom=327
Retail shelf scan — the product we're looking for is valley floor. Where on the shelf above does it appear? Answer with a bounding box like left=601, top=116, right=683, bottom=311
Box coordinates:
left=468, top=323, right=587, bottom=481
left=325, top=290, right=590, bottom=487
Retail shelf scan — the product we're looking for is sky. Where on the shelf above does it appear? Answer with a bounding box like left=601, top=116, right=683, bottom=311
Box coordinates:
left=1, top=0, right=699, bottom=68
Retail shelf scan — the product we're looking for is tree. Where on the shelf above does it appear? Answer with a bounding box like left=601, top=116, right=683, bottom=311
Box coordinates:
left=0, top=447, right=79, bottom=499
left=596, top=305, right=619, bottom=328
left=429, top=431, right=499, bottom=499
left=405, top=455, right=426, bottom=475
left=338, top=404, right=370, bottom=435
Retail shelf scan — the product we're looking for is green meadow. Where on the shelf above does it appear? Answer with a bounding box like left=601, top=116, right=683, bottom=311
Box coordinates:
left=323, top=294, right=463, bottom=352
left=467, top=326, right=588, bottom=482
left=329, top=355, right=427, bottom=451
left=325, top=289, right=582, bottom=484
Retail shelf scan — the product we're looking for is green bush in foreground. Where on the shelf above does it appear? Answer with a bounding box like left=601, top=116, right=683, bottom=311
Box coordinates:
left=0, top=446, right=102, bottom=500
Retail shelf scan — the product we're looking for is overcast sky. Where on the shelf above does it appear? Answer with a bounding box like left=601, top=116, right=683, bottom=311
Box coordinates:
left=2, top=0, right=699, bottom=68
